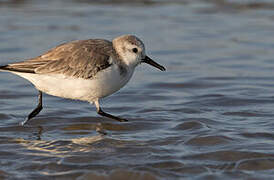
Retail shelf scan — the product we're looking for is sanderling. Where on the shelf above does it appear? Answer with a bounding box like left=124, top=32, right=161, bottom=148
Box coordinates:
left=0, top=35, right=165, bottom=126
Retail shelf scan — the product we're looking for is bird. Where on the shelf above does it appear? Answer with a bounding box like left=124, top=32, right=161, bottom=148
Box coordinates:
left=0, top=34, right=166, bottom=126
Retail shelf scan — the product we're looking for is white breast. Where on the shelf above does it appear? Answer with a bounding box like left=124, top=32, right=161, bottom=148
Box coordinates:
left=12, top=64, right=134, bottom=102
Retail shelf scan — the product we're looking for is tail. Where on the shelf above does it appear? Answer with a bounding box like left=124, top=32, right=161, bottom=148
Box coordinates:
left=0, top=65, right=35, bottom=73
left=0, top=65, right=9, bottom=72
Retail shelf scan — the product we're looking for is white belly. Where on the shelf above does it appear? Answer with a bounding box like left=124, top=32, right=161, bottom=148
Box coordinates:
left=13, top=65, right=133, bottom=102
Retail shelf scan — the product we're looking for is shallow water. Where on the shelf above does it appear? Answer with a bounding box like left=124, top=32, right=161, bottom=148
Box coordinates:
left=1, top=0, right=274, bottom=179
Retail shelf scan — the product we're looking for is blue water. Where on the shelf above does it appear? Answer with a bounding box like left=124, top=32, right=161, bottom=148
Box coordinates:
left=1, top=0, right=274, bottom=179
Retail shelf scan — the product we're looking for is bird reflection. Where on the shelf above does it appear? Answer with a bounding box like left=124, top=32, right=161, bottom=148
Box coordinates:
left=34, top=126, right=43, bottom=140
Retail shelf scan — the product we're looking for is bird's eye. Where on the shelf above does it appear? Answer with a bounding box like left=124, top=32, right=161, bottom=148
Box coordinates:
left=132, top=48, right=138, bottom=53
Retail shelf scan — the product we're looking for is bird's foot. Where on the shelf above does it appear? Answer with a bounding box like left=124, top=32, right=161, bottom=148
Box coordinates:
left=20, top=118, right=29, bottom=126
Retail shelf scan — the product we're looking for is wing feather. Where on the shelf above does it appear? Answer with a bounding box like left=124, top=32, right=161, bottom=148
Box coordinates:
left=2, top=39, right=115, bottom=79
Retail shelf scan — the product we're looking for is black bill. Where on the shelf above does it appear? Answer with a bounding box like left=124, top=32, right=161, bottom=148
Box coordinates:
left=142, top=56, right=166, bottom=71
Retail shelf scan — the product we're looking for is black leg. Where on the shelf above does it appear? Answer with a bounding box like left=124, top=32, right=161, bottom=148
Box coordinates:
left=97, top=107, right=127, bottom=122
left=94, top=100, right=128, bottom=122
left=20, top=91, right=43, bottom=126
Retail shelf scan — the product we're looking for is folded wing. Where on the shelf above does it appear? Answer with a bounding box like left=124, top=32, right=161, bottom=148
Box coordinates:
left=0, top=39, right=115, bottom=79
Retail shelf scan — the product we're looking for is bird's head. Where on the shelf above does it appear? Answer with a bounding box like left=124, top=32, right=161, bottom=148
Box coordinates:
left=113, top=35, right=165, bottom=71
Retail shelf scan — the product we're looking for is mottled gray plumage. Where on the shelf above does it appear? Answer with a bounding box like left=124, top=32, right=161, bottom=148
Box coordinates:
left=1, top=39, right=120, bottom=79
left=124, top=35, right=143, bottom=46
